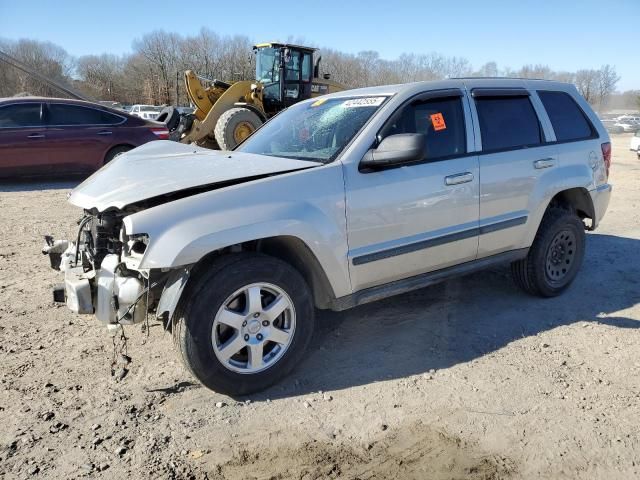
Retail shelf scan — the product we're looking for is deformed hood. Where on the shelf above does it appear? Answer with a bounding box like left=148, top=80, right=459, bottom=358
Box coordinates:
left=68, top=141, right=319, bottom=212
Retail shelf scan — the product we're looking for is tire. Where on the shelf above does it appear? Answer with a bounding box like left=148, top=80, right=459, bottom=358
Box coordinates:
left=104, top=145, right=132, bottom=165
left=511, top=208, right=586, bottom=297
left=157, top=106, right=181, bottom=132
left=173, top=253, right=315, bottom=396
left=214, top=107, right=263, bottom=150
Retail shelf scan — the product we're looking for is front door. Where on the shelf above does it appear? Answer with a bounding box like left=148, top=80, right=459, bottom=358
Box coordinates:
left=0, top=102, right=49, bottom=177
left=344, top=91, right=480, bottom=292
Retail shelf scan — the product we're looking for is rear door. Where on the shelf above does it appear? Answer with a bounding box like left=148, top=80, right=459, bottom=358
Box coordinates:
left=467, top=85, right=558, bottom=258
left=44, top=103, right=126, bottom=173
left=0, top=102, right=49, bottom=177
left=345, top=90, right=480, bottom=291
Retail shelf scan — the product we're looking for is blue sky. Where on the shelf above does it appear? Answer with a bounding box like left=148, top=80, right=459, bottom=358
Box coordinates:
left=1, top=0, right=638, bottom=90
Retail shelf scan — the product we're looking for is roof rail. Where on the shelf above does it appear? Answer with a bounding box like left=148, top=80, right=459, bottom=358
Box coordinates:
left=450, top=76, right=557, bottom=82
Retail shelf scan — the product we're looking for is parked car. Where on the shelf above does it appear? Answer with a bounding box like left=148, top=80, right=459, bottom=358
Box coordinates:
left=630, top=130, right=640, bottom=158
left=0, top=97, right=169, bottom=177
left=615, top=115, right=640, bottom=123
left=130, top=104, right=163, bottom=120
left=601, top=119, right=624, bottom=134
left=45, top=79, right=612, bottom=395
left=615, top=119, right=640, bottom=132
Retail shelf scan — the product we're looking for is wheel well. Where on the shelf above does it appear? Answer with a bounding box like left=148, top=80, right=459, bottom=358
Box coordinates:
left=104, top=144, right=135, bottom=164
left=189, top=236, right=336, bottom=309
left=548, top=188, right=595, bottom=228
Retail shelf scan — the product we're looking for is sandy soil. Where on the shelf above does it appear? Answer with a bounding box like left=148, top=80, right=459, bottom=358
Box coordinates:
left=0, top=135, right=638, bottom=480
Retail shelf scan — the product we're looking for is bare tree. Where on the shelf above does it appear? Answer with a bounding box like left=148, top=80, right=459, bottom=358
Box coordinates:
left=0, top=32, right=627, bottom=110
left=0, top=38, right=73, bottom=97
left=575, top=69, right=599, bottom=104
left=595, top=64, right=620, bottom=111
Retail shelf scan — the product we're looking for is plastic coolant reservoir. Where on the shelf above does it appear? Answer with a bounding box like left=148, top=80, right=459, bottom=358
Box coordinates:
left=95, top=254, right=146, bottom=325
left=115, top=275, right=146, bottom=325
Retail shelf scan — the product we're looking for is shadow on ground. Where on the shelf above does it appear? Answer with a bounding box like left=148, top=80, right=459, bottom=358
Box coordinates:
left=0, top=178, right=83, bottom=192
left=249, top=233, right=640, bottom=399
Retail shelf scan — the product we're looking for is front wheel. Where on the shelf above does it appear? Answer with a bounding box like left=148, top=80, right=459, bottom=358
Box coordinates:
left=173, top=253, right=315, bottom=396
left=511, top=208, right=586, bottom=297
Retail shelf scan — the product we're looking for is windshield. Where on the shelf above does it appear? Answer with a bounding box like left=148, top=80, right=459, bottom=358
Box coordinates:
left=256, top=47, right=280, bottom=83
left=237, top=96, right=387, bottom=163
left=141, top=106, right=162, bottom=112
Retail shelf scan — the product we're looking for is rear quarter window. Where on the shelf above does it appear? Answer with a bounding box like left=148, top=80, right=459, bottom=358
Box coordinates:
left=474, top=96, right=542, bottom=151
left=538, top=91, right=595, bottom=142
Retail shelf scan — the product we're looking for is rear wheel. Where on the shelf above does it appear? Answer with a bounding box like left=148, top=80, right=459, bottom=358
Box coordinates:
left=103, top=145, right=132, bottom=165
left=173, top=253, right=315, bottom=396
left=511, top=208, right=585, bottom=297
left=214, top=107, right=263, bottom=150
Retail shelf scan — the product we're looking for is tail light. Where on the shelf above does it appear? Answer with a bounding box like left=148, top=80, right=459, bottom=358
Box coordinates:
left=150, top=127, right=169, bottom=140
left=601, top=142, right=611, bottom=178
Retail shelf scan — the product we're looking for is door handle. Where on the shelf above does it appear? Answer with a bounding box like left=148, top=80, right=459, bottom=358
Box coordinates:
left=27, top=133, right=45, bottom=139
left=445, top=172, right=474, bottom=186
left=534, top=158, right=556, bottom=169
left=97, top=131, right=113, bottom=136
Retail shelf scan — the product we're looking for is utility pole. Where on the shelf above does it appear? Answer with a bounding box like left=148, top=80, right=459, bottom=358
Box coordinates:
left=176, top=70, right=179, bottom=106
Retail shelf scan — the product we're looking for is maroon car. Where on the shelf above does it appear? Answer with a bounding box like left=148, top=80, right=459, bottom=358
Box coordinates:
left=0, top=97, right=169, bottom=178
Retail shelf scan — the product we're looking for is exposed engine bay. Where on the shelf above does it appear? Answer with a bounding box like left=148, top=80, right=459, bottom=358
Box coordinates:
left=44, top=210, right=156, bottom=327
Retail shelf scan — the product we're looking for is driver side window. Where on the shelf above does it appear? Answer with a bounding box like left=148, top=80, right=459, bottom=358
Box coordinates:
left=379, top=96, right=467, bottom=161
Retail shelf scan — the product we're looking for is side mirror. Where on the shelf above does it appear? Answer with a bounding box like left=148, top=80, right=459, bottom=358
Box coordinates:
left=360, top=133, right=425, bottom=169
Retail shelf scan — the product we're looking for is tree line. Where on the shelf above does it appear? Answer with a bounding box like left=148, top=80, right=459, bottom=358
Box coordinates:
left=0, top=29, right=637, bottom=112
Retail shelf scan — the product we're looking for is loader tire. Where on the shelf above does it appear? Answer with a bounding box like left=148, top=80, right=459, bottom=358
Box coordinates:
left=214, top=107, right=262, bottom=150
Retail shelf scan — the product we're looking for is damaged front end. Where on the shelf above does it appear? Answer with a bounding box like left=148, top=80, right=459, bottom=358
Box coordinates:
left=43, top=211, right=154, bottom=330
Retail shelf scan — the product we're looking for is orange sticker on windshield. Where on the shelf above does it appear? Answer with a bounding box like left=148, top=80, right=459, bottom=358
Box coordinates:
left=430, top=113, right=446, bottom=131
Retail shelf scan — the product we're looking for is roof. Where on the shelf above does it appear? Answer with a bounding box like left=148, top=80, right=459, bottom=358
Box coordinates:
left=253, top=42, right=317, bottom=52
left=0, top=96, right=131, bottom=115
left=315, top=77, right=576, bottom=101
left=0, top=96, right=103, bottom=106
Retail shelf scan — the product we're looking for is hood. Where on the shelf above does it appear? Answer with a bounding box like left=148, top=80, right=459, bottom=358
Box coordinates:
left=68, top=141, right=319, bottom=212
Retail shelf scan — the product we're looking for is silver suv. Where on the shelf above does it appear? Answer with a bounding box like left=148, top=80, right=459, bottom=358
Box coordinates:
left=45, top=78, right=612, bottom=395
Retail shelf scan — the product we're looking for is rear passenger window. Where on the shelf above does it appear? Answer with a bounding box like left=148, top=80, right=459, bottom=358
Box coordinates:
left=0, top=103, right=43, bottom=128
left=47, top=104, right=123, bottom=126
left=538, top=91, right=594, bottom=142
left=379, top=96, right=466, bottom=160
left=475, top=96, right=542, bottom=151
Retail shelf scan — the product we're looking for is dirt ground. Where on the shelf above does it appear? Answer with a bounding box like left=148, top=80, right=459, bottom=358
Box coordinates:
left=0, top=134, right=638, bottom=480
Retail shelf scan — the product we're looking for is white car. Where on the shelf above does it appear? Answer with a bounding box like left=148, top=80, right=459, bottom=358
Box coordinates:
left=616, top=115, right=640, bottom=123
left=615, top=119, right=640, bottom=132
left=44, top=79, right=612, bottom=395
left=630, top=130, right=640, bottom=156
left=130, top=105, right=163, bottom=120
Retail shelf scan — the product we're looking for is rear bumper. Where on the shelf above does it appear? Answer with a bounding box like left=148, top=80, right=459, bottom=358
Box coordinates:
left=589, top=183, right=612, bottom=230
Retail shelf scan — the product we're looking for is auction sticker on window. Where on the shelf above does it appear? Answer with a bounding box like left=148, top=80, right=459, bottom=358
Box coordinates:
left=430, top=112, right=447, bottom=131
left=342, top=97, right=386, bottom=108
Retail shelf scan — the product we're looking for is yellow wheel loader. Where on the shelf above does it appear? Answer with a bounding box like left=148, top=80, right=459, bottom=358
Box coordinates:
left=173, top=43, right=345, bottom=150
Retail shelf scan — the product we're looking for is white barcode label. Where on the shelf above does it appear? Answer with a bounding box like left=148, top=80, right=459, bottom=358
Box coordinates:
left=341, top=97, right=386, bottom=108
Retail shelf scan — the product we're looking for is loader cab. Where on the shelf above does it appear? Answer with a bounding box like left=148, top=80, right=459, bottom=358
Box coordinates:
left=254, top=43, right=316, bottom=115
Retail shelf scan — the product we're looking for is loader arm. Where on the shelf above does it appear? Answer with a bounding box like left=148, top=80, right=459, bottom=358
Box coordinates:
left=181, top=80, right=261, bottom=146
